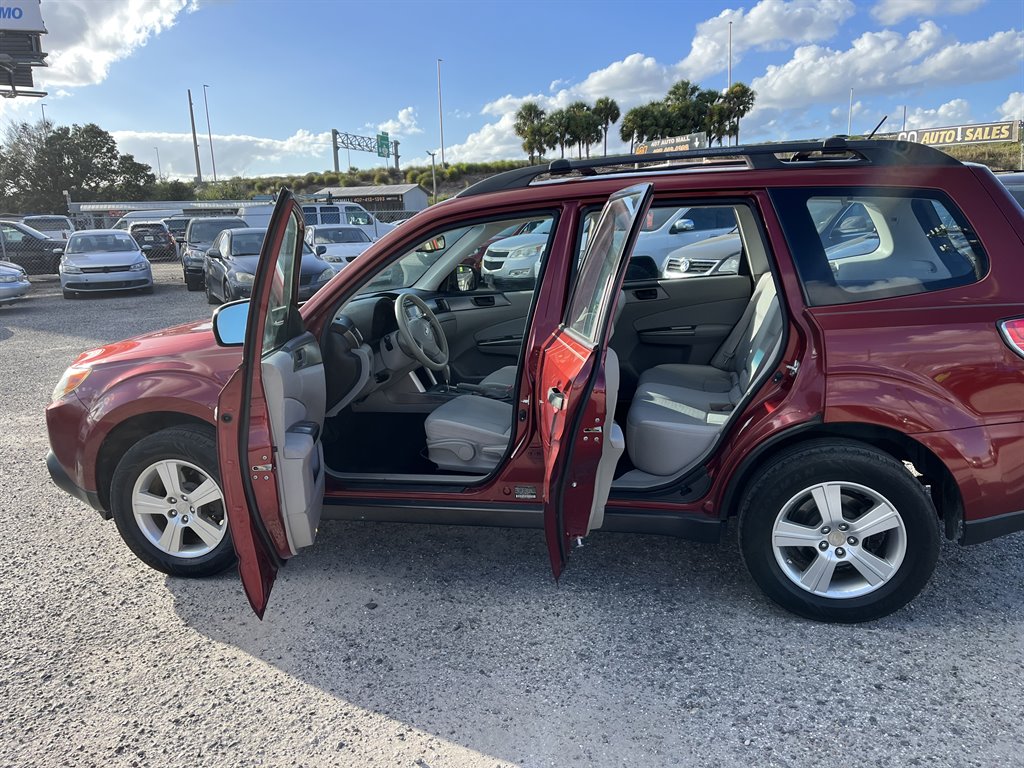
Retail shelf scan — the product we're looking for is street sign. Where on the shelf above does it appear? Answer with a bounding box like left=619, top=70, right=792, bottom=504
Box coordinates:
left=875, top=120, right=1020, bottom=148
left=376, top=132, right=390, bottom=158
left=635, top=132, right=709, bottom=155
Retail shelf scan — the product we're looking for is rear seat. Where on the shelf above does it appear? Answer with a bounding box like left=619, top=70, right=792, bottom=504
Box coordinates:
left=625, top=273, right=783, bottom=478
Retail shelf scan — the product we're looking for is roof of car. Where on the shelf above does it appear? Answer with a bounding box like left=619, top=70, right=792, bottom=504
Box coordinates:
left=72, top=229, right=130, bottom=236
left=227, top=227, right=266, bottom=235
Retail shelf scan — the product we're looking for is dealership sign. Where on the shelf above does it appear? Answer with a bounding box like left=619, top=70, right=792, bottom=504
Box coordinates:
left=0, top=0, right=45, bottom=32
left=636, top=132, right=709, bottom=155
left=880, top=120, right=1020, bottom=147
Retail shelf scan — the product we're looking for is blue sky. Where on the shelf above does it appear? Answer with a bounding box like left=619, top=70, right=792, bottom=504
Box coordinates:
left=2, top=0, right=1022, bottom=179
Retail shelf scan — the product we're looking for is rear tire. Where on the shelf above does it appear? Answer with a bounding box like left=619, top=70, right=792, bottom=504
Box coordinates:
left=184, top=272, right=203, bottom=292
left=110, top=425, right=235, bottom=578
left=738, top=439, right=939, bottom=623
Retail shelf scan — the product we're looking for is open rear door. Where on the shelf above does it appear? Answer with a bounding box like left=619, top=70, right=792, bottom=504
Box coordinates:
left=536, top=183, right=653, bottom=578
left=214, top=190, right=327, bottom=617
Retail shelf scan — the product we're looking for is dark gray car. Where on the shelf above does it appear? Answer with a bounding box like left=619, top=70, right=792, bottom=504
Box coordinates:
left=179, top=216, right=248, bottom=291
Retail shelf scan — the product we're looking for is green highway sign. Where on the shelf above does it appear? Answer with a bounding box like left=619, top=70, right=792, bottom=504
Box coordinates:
left=376, top=132, right=390, bottom=158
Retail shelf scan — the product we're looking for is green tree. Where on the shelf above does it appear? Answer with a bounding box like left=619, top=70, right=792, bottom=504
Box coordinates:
left=721, top=82, right=756, bottom=145
left=544, top=109, right=572, bottom=158
left=514, top=101, right=547, bottom=162
left=705, top=103, right=731, bottom=146
left=593, top=96, right=620, bottom=156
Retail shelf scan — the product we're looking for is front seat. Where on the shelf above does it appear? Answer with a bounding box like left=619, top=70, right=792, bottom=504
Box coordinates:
left=481, top=365, right=517, bottom=388
left=424, top=394, right=512, bottom=472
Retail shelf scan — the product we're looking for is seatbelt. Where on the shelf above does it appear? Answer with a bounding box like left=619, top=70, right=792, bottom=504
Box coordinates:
left=711, top=273, right=766, bottom=370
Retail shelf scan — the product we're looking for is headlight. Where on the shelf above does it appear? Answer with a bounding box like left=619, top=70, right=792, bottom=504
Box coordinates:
left=316, top=268, right=335, bottom=282
left=61, top=261, right=82, bottom=274
left=508, top=243, right=544, bottom=260
left=52, top=365, right=91, bottom=402
left=322, top=254, right=343, bottom=263
left=0, top=274, right=17, bottom=283
left=129, top=260, right=149, bottom=272
left=185, top=249, right=204, bottom=264
left=233, top=272, right=255, bottom=284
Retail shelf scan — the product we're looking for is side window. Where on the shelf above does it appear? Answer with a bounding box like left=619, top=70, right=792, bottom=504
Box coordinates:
left=262, top=209, right=302, bottom=352
left=3, top=225, right=25, bottom=245
left=320, top=206, right=341, bottom=224
left=354, top=213, right=556, bottom=298
left=345, top=207, right=372, bottom=226
left=218, top=233, right=231, bottom=259
left=301, top=206, right=317, bottom=226
left=773, top=189, right=987, bottom=306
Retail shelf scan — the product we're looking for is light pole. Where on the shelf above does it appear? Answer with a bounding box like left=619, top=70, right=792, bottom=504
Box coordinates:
left=426, top=150, right=437, bottom=204
left=436, top=58, right=445, bottom=166
left=202, top=84, right=218, bottom=182
left=848, top=88, right=854, bottom=135
left=40, top=102, right=47, bottom=124
left=153, top=146, right=162, bottom=180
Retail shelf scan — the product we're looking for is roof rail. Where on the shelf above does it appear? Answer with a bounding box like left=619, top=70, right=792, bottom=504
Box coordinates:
left=456, top=138, right=961, bottom=199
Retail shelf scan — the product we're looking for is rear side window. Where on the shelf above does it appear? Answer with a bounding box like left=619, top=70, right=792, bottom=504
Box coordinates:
left=771, top=188, right=987, bottom=306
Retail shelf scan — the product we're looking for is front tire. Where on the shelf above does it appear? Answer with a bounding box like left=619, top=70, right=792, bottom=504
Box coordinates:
left=184, top=272, right=203, bottom=292
left=110, top=425, right=235, bottom=577
left=738, top=439, right=939, bottom=623
left=205, top=276, right=219, bottom=305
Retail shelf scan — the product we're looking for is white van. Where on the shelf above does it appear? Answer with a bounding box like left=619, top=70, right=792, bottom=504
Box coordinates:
left=239, top=202, right=395, bottom=240
left=112, top=209, right=184, bottom=230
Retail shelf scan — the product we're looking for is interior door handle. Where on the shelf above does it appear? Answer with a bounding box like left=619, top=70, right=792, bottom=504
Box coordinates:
left=547, top=387, right=566, bottom=411
left=633, top=288, right=659, bottom=300
left=472, top=296, right=496, bottom=307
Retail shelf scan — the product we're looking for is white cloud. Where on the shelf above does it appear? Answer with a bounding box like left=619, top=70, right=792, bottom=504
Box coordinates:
left=904, top=98, right=973, bottom=128
left=378, top=107, right=422, bottom=137
left=749, top=23, right=1023, bottom=113
left=111, top=128, right=335, bottom=179
left=445, top=113, right=524, bottom=164
left=39, top=0, right=197, bottom=88
left=678, top=0, right=857, bottom=82
left=998, top=92, right=1024, bottom=121
left=871, top=0, right=985, bottom=25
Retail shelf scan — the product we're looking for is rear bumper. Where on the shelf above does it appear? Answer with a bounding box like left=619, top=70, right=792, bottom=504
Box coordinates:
left=47, top=450, right=106, bottom=516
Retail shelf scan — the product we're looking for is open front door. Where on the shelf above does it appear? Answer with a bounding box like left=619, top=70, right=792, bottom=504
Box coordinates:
left=537, top=183, right=653, bottom=578
left=214, top=190, right=327, bottom=617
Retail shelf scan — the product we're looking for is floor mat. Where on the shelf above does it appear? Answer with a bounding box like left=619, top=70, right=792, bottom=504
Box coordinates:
left=323, top=411, right=437, bottom=474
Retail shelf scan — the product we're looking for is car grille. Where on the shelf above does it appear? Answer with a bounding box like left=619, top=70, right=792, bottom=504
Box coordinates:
left=483, top=250, right=509, bottom=270
left=81, top=265, right=133, bottom=274
left=665, top=257, right=717, bottom=274
left=64, top=279, right=149, bottom=290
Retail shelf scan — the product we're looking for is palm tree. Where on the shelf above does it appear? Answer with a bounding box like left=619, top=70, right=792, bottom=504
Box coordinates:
left=514, top=102, right=547, bottom=162
left=705, top=103, right=730, bottom=146
left=722, top=83, right=756, bottom=145
left=566, top=101, right=594, bottom=158
left=593, top=97, right=620, bottom=156
left=545, top=109, right=572, bottom=159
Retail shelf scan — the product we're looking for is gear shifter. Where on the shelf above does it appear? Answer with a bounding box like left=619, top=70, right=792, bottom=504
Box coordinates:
left=440, top=364, right=452, bottom=392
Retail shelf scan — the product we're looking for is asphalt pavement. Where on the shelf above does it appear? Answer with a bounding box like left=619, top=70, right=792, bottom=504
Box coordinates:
left=2, top=264, right=1023, bottom=767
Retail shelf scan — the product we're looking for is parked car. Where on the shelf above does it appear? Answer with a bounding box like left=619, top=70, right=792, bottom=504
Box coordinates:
left=241, top=201, right=395, bottom=240
left=204, top=227, right=336, bottom=304
left=631, top=205, right=738, bottom=272
left=997, top=171, right=1024, bottom=208
left=45, top=140, right=1024, bottom=624
left=21, top=215, right=75, bottom=240
left=0, top=219, right=66, bottom=274
left=479, top=218, right=551, bottom=289
left=127, top=221, right=177, bottom=261
left=58, top=229, right=154, bottom=299
left=163, top=216, right=192, bottom=251
left=303, top=224, right=373, bottom=267
left=180, top=216, right=248, bottom=291
left=0, top=260, right=31, bottom=305
left=112, top=209, right=184, bottom=230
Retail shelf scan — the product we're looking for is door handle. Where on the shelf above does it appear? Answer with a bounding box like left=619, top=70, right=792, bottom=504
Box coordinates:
left=633, top=288, right=659, bottom=300
left=472, top=296, right=496, bottom=307
left=547, top=387, right=566, bottom=411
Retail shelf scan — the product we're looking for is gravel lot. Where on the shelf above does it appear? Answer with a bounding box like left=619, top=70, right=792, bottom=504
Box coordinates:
left=2, top=264, right=1024, bottom=767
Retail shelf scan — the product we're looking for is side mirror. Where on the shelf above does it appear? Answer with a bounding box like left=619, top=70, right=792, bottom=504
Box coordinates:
left=455, top=264, right=478, bottom=292
left=671, top=218, right=695, bottom=234
left=315, top=244, right=327, bottom=256
left=212, top=300, right=250, bottom=346
left=206, top=248, right=221, bottom=259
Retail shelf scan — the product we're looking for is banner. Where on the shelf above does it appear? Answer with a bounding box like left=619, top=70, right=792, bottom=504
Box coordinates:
left=878, top=120, right=1020, bottom=147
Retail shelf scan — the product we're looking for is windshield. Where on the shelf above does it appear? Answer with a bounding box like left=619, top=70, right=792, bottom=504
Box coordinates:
left=24, top=217, right=71, bottom=230
left=66, top=233, right=139, bottom=254
left=189, top=218, right=246, bottom=243
left=231, top=232, right=266, bottom=256
left=313, top=227, right=371, bottom=245
left=356, top=226, right=472, bottom=295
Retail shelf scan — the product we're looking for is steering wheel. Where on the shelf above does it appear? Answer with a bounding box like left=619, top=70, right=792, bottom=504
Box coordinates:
left=394, top=292, right=449, bottom=370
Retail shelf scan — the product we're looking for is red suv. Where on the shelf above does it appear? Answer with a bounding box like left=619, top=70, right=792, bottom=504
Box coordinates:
left=45, top=140, right=1024, bottom=622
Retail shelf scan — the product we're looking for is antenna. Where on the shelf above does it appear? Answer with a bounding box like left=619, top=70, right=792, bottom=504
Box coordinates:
left=867, top=116, right=887, bottom=139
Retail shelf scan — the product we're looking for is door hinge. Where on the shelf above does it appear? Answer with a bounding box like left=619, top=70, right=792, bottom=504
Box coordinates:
left=786, top=360, right=800, bottom=377
left=583, top=426, right=602, bottom=434
left=251, top=463, right=273, bottom=472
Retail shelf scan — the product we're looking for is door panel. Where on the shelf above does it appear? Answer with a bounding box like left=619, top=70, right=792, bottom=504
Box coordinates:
left=612, top=274, right=752, bottom=398
left=537, top=183, right=654, bottom=578
left=215, top=190, right=325, bottom=618
left=442, top=290, right=535, bottom=382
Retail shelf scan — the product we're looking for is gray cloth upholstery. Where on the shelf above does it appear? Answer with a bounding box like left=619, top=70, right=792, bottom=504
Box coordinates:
left=627, top=274, right=782, bottom=477
left=425, top=395, right=512, bottom=472
left=480, top=365, right=517, bottom=388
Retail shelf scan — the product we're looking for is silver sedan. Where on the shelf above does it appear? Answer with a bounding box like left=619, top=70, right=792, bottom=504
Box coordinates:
left=0, top=260, right=31, bottom=305
left=59, top=230, right=154, bottom=299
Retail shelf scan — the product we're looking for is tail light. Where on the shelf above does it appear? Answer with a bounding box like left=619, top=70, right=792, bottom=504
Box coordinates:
left=998, top=318, right=1024, bottom=358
